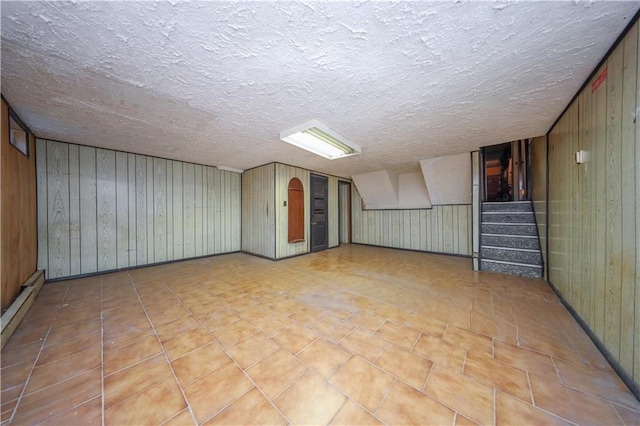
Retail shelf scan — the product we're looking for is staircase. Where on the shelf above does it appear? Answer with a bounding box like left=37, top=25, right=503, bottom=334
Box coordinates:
left=480, top=201, right=543, bottom=278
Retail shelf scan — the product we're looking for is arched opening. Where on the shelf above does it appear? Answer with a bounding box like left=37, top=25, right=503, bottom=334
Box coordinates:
left=288, top=178, right=304, bottom=243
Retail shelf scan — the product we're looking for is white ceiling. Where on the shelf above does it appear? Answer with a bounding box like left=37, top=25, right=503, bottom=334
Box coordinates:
left=1, top=1, right=638, bottom=178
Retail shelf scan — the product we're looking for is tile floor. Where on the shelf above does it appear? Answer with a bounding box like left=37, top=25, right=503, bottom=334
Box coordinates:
left=1, top=245, right=639, bottom=425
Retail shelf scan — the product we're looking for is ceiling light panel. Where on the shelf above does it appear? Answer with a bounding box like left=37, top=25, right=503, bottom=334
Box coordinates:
left=280, top=120, right=361, bottom=160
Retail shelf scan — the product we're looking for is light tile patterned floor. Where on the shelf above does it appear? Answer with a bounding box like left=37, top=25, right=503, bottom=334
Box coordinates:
left=1, top=245, right=639, bottom=425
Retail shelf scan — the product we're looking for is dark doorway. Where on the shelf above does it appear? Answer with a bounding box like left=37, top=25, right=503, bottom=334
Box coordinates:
left=310, top=174, right=329, bottom=252
left=482, top=140, right=530, bottom=202
left=483, top=142, right=513, bottom=202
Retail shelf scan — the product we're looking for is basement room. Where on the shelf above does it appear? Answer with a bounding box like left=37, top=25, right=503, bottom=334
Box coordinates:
left=1, top=1, right=640, bottom=424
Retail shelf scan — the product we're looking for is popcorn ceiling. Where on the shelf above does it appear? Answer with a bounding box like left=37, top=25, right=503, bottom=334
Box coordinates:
left=1, top=1, right=637, bottom=177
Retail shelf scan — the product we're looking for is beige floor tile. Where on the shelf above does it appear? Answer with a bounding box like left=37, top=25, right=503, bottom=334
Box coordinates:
left=374, top=303, right=411, bottom=323
left=493, top=339, right=560, bottom=381
left=495, top=391, right=571, bottom=425
left=104, top=354, right=172, bottom=409
left=413, top=334, right=467, bottom=372
left=347, top=311, right=386, bottom=333
left=273, top=324, right=319, bottom=355
left=463, top=351, right=532, bottom=403
left=455, top=412, right=480, bottom=425
left=613, top=403, right=640, bottom=425
left=162, top=409, right=196, bottom=426
left=297, top=338, right=351, bottom=378
left=171, top=342, right=231, bottom=387
left=329, top=399, right=382, bottom=425
left=211, top=319, right=259, bottom=347
left=162, top=327, right=214, bottom=360
left=253, top=313, right=296, bottom=337
left=350, top=296, right=381, bottom=313
left=425, top=365, right=494, bottom=425
left=470, top=309, right=518, bottom=345
left=553, top=357, right=640, bottom=410
left=2, top=247, right=633, bottom=426
left=375, top=321, right=420, bottom=349
left=24, top=347, right=101, bottom=395
left=204, top=387, right=286, bottom=425
left=443, top=326, right=493, bottom=355
left=226, top=332, right=279, bottom=369
left=104, top=377, right=185, bottom=425
left=155, top=315, right=202, bottom=342
left=338, top=328, right=387, bottom=362
left=529, top=374, right=622, bottom=425
left=12, top=367, right=101, bottom=425
left=275, top=371, right=346, bottom=425
left=199, top=309, right=242, bottom=331
left=377, top=380, right=455, bottom=425
left=45, top=318, right=101, bottom=346
left=375, top=344, right=433, bottom=390
left=247, top=349, right=307, bottom=398
left=330, top=355, right=393, bottom=412
left=38, top=395, right=102, bottom=425
left=313, top=317, right=354, bottom=343
left=404, top=313, right=447, bottom=338
left=183, top=362, right=254, bottom=424
left=103, top=334, right=163, bottom=376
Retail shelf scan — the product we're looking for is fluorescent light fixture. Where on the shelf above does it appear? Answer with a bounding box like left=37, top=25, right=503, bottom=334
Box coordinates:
left=280, top=120, right=361, bottom=160
left=217, top=165, right=244, bottom=173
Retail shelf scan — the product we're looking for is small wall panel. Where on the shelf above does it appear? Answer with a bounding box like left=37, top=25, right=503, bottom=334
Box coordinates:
left=351, top=184, right=472, bottom=256
left=115, top=152, right=129, bottom=269
left=68, top=145, right=81, bottom=276
left=545, top=21, right=639, bottom=384
left=36, top=139, right=242, bottom=279
left=46, top=141, right=70, bottom=279
left=242, top=164, right=275, bottom=259
left=275, top=163, right=310, bottom=259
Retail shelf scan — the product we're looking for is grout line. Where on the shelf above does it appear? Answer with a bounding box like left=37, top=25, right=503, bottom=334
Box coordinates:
left=373, top=377, right=396, bottom=416
left=129, top=274, right=199, bottom=425
left=493, top=387, right=497, bottom=425
left=422, top=362, right=434, bottom=392
left=8, top=285, right=70, bottom=424
left=526, top=371, right=535, bottom=406
left=162, top=278, right=291, bottom=425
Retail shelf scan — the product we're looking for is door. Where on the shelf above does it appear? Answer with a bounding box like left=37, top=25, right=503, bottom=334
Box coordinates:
left=310, top=174, right=328, bottom=252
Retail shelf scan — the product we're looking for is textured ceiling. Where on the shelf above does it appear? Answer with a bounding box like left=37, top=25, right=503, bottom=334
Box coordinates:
left=1, top=1, right=638, bottom=178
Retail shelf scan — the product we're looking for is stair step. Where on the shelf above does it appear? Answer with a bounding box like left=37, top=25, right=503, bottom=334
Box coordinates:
left=481, top=223, right=538, bottom=236
left=481, top=247, right=542, bottom=264
left=480, top=259, right=543, bottom=279
left=481, top=234, right=540, bottom=250
left=482, top=201, right=533, bottom=213
left=482, top=212, right=536, bottom=223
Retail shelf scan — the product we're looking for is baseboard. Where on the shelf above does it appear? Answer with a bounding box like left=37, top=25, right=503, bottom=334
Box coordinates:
left=1, top=270, right=45, bottom=350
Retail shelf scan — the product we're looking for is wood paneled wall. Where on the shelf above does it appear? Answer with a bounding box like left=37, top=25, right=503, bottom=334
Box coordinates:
left=1, top=99, right=37, bottom=310
left=351, top=185, right=472, bottom=256
left=530, top=135, right=548, bottom=279
left=36, top=139, right=241, bottom=279
left=545, top=21, right=639, bottom=384
left=275, top=164, right=310, bottom=259
left=242, top=162, right=344, bottom=260
left=242, top=164, right=276, bottom=259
